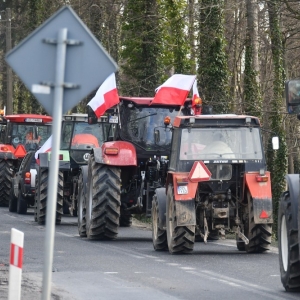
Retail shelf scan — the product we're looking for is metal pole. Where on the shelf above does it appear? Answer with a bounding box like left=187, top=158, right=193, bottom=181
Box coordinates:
left=41, top=28, right=67, bottom=300
left=6, top=8, right=13, bottom=115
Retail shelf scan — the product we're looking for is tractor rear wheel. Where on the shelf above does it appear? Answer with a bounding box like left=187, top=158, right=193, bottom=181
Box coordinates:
left=86, top=155, right=121, bottom=240
left=17, top=189, right=27, bottom=214
left=244, top=192, right=272, bottom=253
left=78, top=170, right=87, bottom=237
left=278, top=191, right=300, bottom=291
left=166, top=185, right=195, bottom=254
left=0, top=159, right=14, bottom=207
left=36, top=168, right=63, bottom=225
left=152, top=193, right=167, bottom=251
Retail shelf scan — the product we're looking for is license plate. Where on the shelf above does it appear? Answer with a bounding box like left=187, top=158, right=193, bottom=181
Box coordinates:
left=177, top=186, right=188, bottom=195
left=109, top=116, right=118, bottom=124
left=25, top=118, right=42, bottom=123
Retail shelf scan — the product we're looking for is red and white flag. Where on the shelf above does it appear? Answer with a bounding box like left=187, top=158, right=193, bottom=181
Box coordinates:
left=191, top=80, right=202, bottom=115
left=192, top=80, right=200, bottom=101
left=35, top=135, right=52, bottom=159
left=88, top=73, right=119, bottom=117
left=150, top=74, right=196, bottom=106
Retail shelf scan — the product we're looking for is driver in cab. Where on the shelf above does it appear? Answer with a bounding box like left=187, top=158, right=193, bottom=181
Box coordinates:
left=25, top=128, right=41, bottom=144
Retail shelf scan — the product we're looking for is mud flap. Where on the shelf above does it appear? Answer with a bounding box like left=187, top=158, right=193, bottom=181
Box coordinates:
left=253, top=198, right=273, bottom=224
left=175, top=200, right=196, bottom=226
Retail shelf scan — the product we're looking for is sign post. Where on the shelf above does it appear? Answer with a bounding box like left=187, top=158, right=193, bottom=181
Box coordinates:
left=41, top=27, right=67, bottom=300
left=5, top=6, right=118, bottom=300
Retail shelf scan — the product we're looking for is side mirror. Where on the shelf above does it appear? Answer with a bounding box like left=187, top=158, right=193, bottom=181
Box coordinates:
left=285, top=79, right=300, bottom=114
left=272, top=136, right=279, bottom=150
left=87, top=106, right=97, bottom=125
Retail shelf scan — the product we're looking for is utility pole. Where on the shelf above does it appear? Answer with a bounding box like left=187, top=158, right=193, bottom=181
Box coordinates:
left=6, top=7, right=12, bottom=115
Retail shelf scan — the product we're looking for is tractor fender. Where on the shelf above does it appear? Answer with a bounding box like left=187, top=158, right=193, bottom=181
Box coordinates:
left=93, top=141, right=137, bottom=166
left=155, top=188, right=167, bottom=230
left=175, top=200, right=196, bottom=226
left=166, top=172, right=198, bottom=201
left=284, top=174, right=299, bottom=231
left=37, top=151, right=70, bottom=170
left=244, top=172, right=273, bottom=224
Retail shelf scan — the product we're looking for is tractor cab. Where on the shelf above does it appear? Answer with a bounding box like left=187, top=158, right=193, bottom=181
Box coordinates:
left=61, top=113, right=116, bottom=167
left=0, top=114, right=52, bottom=158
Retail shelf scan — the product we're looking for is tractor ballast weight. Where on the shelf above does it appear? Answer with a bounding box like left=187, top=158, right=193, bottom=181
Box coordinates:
left=152, top=114, right=274, bottom=254
left=0, top=114, right=52, bottom=207
left=278, top=79, right=300, bottom=291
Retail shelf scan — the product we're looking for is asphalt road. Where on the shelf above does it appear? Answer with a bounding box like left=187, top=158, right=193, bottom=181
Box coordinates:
left=0, top=207, right=299, bottom=300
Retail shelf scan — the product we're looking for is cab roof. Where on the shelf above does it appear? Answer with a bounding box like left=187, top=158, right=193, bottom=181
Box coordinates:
left=4, top=114, right=52, bottom=123
left=173, top=114, right=261, bottom=127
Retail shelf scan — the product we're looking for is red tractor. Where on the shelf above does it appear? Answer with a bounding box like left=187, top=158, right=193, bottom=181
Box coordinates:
left=0, top=114, right=52, bottom=207
left=77, top=96, right=199, bottom=239
left=152, top=113, right=277, bottom=253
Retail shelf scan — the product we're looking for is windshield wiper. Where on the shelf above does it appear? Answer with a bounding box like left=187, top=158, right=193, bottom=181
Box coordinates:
left=127, top=113, right=157, bottom=123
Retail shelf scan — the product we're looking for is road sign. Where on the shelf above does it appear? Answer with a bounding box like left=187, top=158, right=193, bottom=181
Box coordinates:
left=188, top=161, right=211, bottom=182
left=5, top=5, right=118, bottom=115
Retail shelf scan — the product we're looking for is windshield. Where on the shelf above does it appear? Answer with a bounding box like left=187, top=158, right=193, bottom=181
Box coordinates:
left=120, top=106, right=180, bottom=151
left=180, top=127, right=263, bottom=160
left=11, top=124, right=52, bottom=151
left=61, top=121, right=113, bottom=150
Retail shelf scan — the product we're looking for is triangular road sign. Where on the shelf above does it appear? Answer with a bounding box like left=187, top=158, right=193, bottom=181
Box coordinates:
left=188, top=161, right=211, bottom=182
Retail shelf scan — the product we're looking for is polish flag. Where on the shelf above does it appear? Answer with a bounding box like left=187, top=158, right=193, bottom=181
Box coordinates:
left=150, top=74, right=196, bottom=106
left=35, top=135, right=52, bottom=159
left=193, top=80, right=200, bottom=101
left=88, top=73, right=119, bottom=117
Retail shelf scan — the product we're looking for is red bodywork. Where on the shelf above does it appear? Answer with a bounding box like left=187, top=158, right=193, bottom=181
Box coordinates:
left=97, top=141, right=137, bottom=166
left=4, top=114, right=52, bottom=123
left=244, top=171, right=272, bottom=199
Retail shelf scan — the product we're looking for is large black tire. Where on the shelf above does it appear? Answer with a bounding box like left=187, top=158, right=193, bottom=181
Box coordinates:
left=278, top=191, right=300, bottom=291
left=78, top=169, right=87, bottom=237
left=9, top=186, right=17, bottom=212
left=119, top=204, right=132, bottom=227
left=244, top=192, right=272, bottom=253
left=166, top=185, right=195, bottom=254
left=17, top=189, right=27, bottom=214
left=0, top=159, right=14, bottom=207
left=36, top=168, right=63, bottom=225
left=152, top=193, right=168, bottom=251
left=86, top=155, right=121, bottom=240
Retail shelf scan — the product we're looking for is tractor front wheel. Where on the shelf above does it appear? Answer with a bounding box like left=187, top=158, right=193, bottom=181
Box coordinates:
left=152, top=193, right=167, bottom=251
left=78, top=169, right=87, bottom=237
left=9, top=187, right=17, bottom=212
left=35, top=168, right=63, bottom=225
left=17, top=189, right=27, bottom=214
